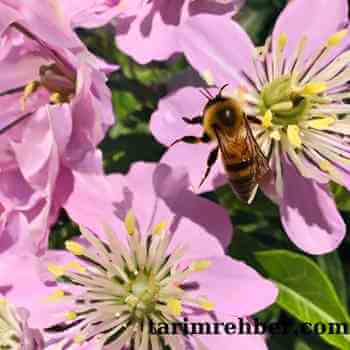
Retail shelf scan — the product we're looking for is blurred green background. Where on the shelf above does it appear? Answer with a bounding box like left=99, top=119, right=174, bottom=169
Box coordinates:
left=51, top=1, right=350, bottom=349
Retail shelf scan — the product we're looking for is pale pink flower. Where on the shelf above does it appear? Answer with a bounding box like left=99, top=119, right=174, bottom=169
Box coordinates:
left=0, top=163, right=277, bottom=349
left=51, top=0, right=245, bottom=64
left=151, top=0, right=349, bottom=254
left=0, top=1, right=115, bottom=254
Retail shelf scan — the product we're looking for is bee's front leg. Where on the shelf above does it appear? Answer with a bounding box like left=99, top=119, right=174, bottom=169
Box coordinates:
left=182, top=116, right=203, bottom=125
left=170, top=133, right=210, bottom=147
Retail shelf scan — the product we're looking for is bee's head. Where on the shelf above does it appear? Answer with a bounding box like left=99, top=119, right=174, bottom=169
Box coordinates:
left=203, top=95, right=244, bottom=139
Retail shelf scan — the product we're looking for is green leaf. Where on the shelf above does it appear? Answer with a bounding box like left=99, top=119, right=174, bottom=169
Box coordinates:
left=294, top=340, right=312, bottom=350
left=256, top=250, right=350, bottom=350
left=317, top=252, right=347, bottom=310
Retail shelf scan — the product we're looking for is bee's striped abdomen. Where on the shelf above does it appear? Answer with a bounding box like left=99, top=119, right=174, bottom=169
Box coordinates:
left=225, top=158, right=257, bottom=203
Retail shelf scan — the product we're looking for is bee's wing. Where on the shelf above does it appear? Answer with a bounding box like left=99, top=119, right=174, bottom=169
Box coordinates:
left=215, top=117, right=270, bottom=204
left=243, top=117, right=271, bottom=183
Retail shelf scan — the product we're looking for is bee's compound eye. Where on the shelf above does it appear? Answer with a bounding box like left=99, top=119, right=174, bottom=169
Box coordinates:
left=218, top=108, right=235, bottom=126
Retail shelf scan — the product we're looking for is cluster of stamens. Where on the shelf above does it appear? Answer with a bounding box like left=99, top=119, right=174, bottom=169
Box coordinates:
left=202, top=29, right=350, bottom=191
left=46, top=212, right=215, bottom=349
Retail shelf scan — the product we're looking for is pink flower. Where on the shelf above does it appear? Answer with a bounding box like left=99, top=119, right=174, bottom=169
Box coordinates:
left=0, top=162, right=277, bottom=349
left=0, top=2, right=115, bottom=254
left=151, top=0, right=350, bottom=254
left=115, top=0, right=245, bottom=63
left=55, top=0, right=244, bottom=63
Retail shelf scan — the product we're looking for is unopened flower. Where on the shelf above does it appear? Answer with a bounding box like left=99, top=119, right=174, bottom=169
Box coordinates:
left=0, top=2, right=115, bottom=254
left=151, top=0, right=349, bottom=254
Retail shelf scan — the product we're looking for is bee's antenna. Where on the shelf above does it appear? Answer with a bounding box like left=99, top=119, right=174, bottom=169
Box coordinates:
left=203, top=87, right=214, bottom=99
left=218, top=84, right=229, bottom=96
left=199, top=89, right=212, bottom=100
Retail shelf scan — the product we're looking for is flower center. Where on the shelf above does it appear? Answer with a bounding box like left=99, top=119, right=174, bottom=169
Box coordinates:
left=125, top=272, right=160, bottom=320
left=259, top=74, right=311, bottom=126
left=21, top=63, right=76, bottom=108
left=46, top=213, right=215, bottom=348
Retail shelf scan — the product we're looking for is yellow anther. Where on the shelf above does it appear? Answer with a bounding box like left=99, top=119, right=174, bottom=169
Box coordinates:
left=302, top=82, right=327, bottom=95
left=167, top=298, right=183, bottom=317
left=319, top=159, right=332, bottom=173
left=190, top=260, right=212, bottom=272
left=21, top=80, right=40, bottom=110
left=262, top=110, right=273, bottom=129
left=47, top=263, right=66, bottom=278
left=0, top=297, right=7, bottom=305
left=307, top=116, right=336, bottom=130
left=124, top=210, right=136, bottom=236
left=269, top=130, right=281, bottom=141
left=65, top=261, right=86, bottom=274
left=46, top=290, right=65, bottom=302
left=50, top=92, right=65, bottom=104
left=277, top=32, right=288, bottom=51
left=65, top=241, right=85, bottom=256
left=65, top=311, right=78, bottom=321
left=73, top=335, right=85, bottom=344
left=201, top=69, right=214, bottom=86
left=327, top=29, right=348, bottom=47
left=198, top=297, right=215, bottom=312
left=152, top=220, right=168, bottom=235
left=287, top=125, right=302, bottom=149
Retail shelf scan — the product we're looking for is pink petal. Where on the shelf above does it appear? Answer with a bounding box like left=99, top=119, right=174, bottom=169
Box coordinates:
left=187, top=256, right=278, bottom=317
left=179, top=14, right=256, bottom=88
left=0, top=2, right=20, bottom=36
left=160, top=143, right=226, bottom=193
left=187, top=315, right=268, bottom=350
left=150, top=86, right=206, bottom=146
left=273, top=0, right=349, bottom=63
left=280, top=155, right=345, bottom=255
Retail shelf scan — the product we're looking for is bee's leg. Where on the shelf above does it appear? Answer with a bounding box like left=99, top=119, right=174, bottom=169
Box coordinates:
left=182, top=116, right=203, bottom=125
left=199, top=146, right=219, bottom=188
left=170, top=133, right=210, bottom=147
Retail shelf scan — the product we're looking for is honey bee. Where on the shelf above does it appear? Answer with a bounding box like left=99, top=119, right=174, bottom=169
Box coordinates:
left=171, top=85, right=271, bottom=204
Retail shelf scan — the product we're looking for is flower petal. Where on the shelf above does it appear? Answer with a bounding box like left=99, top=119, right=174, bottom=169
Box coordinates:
left=160, top=143, right=226, bottom=193
left=179, top=14, right=256, bottom=88
left=186, top=315, right=268, bottom=350
left=273, top=0, right=349, bottom=62
left=150, top=87, right=205, bottom=147
left=187, top=256, right=278, bottom=316
left=280, top=154, right=345, bottom=255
